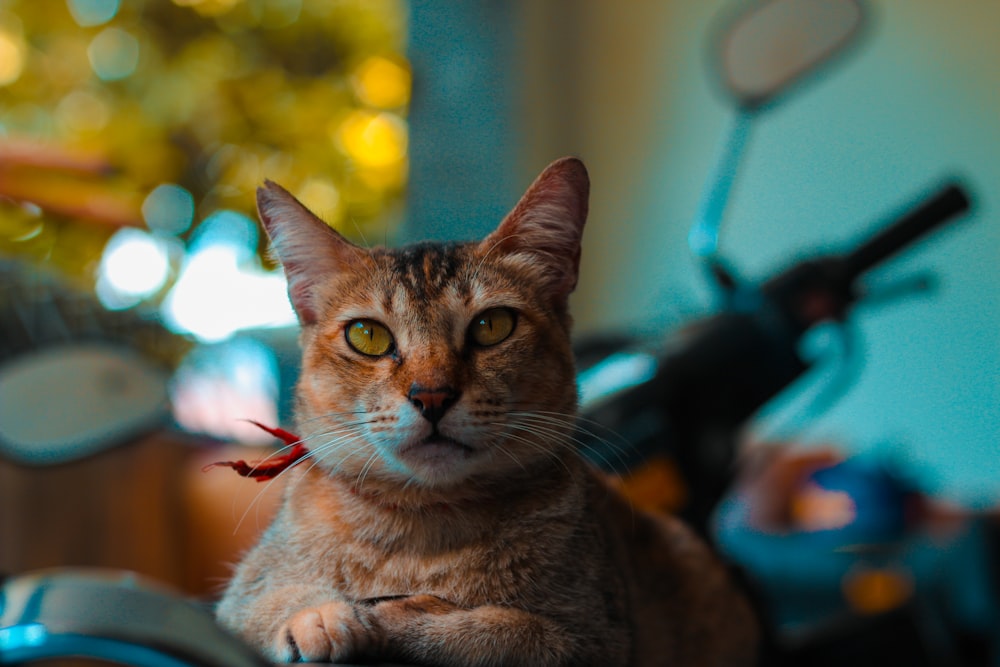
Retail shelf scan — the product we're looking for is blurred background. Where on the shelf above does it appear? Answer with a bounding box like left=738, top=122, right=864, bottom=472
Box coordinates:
left=0, top=0, right=998, bottom=661
left=503, top=1, right=999, bottom=507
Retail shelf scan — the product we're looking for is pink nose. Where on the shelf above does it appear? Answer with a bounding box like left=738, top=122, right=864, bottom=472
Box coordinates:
left=407, top=385, right=459, bottom=424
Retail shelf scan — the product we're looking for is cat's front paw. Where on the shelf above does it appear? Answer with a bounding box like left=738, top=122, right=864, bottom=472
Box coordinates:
left=273, top=600, right=372, bottom=663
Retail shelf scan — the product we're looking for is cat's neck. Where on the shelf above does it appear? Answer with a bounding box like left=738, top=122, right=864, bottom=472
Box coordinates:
left=341, top=452, right=584, bottom=511
left=286, top=453, right=590, bottom=552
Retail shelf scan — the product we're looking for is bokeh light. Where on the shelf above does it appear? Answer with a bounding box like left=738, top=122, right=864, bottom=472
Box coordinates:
left=55, top=90, right=111, bottom=133
left=67, top=0, right=120, bottom=27
left=159, top=209, right=295, bottom=342
left=96, top=228, right=171, bottom=310
left=336, top=110, right=408, bottom=168
left=162, top=244, right=296, bottom=342
left=172, top=0, right=242, bottom=19
left=352, top=55, right=411, bottom=109
left=188, top=209, right=258, bottom=258
left=296, top=178, right=343, bottom=225
left=142, top=183, right=195, bottom=236
left=170, top=337, right=282, bottom=444
left=87, top=27, right=140, bottom=81
left=0, top=20, right=26, bottom=86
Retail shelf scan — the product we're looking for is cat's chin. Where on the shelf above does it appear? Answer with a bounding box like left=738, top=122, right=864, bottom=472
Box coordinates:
left=395, top=435, right=477, bottom=485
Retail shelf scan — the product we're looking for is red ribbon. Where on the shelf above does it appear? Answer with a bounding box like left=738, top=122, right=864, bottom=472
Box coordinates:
left=204, top=421, right=309, bottom=482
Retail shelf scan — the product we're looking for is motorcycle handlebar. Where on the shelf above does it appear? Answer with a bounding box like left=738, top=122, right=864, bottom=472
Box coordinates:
left=760, top=181, right=973, bottom=332
left=843, top=182, right=971, bottom=280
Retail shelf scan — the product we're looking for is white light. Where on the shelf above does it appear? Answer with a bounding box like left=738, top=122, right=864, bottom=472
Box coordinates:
left=96, top=228, right=170, bottom=309
left=162, top=246, right=296, bottom=343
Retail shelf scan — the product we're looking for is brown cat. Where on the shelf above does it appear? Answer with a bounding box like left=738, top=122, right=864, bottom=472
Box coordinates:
left=216, top=157, right=758, bottom=666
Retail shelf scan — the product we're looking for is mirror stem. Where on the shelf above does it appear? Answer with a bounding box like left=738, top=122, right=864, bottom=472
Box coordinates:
left=688, top=110, right=754, bottom=262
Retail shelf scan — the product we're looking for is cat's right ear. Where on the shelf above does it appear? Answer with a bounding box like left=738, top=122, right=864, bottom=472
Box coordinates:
left=479, top=157, right=589, bottom=301
left=257, top=180, right=363, bottom=326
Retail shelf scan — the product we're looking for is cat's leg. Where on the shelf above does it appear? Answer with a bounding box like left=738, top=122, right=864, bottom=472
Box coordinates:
left=218, top=583, right=370, bottom=663
left=363, top=594, right=578, bottom=667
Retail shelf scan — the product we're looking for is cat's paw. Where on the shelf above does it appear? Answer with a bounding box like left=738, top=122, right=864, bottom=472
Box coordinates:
left=273, top=600, right=371, bottom=663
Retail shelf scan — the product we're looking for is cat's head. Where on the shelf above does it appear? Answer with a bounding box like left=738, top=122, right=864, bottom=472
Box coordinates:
left=258, top=158, right=589, bottom=490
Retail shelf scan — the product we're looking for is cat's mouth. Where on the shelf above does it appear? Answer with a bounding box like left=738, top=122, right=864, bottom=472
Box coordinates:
left=401, top=435, right=473, bottom=456
left=396, top=434, right=475, bottom=471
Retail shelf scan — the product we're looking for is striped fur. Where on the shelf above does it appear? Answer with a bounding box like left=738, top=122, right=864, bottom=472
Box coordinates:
left=216, top=158, right=758, bottom=666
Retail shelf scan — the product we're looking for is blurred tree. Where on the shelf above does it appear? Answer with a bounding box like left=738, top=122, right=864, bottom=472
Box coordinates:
left=0, top=0, right=409, bottom=292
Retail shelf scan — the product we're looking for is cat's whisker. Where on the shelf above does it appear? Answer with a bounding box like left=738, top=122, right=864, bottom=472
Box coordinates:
left=299, top=418, right=376, bottom=441
left=521, top=424, right=632, bottom=474
left=504, top=418, right=626, bottom=479
left=505, top=412, right=622, bottom=461
left=505, top=419, right=596, bottom=463
left=232, top=429, right=371, bottom=535
left=510, top=407, right=635, bottom=453
left=507, top=410, right=637, bottom=473
left=292, top=436, right=373, bottom=493
left=504, top=422, right=635, bottom=520
left=354, top=451, right=381, bottom=494
left=304, top=430, right=371, bottom=465
left=501, top=424, right=580, bottom=463
left=488, top=439, right=527, bottom=473
left=492, top=426, right=574, bottom=478
left=515, top=418, right=643, bottom=530
left=288, top=420, right=377, bottom=461
left=230, top=417, right=367, bottom=486
left=470, top=231, right=524, bottom=284
left=310, top=431, right=399, bottom=490
left=546, top=413, right=637, bottom=460
left=348, top=215, right=371, bottom=249
left=229, top=474, right=280, bottom=537
left=233, top=474, right=286, bottom=537
left=297, top=410, right=371, bottom=427
left=226, top=435, right=331, bottom=534
left=232, top=418, right=375, bottom=483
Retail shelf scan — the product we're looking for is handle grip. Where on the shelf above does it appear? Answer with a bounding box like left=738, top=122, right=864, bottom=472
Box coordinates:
left=844, top=183, right=971, bottom=279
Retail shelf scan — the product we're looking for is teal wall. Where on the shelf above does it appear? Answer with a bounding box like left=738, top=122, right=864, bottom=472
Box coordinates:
left=404, top=0, right=518, bottom=243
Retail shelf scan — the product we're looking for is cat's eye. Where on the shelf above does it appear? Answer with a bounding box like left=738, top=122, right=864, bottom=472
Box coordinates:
left=469, top=308, right=516, bottom=347
left=346, top=319, right=395, bottom=357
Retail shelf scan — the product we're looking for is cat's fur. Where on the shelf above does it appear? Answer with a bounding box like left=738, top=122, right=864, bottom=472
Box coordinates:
left=216, top=158, right=758, bottom=666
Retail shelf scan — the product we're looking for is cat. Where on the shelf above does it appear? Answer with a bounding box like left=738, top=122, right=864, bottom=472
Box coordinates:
left=215, top=157, right=759, bottom=666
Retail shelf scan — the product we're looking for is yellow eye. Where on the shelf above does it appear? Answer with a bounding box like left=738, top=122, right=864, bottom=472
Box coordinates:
left=346, top=319, right=395, bottom=356
left=470, top=308, right=516, bottom=347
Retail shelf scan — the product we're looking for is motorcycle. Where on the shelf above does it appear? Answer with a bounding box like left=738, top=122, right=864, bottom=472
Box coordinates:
left=577, top=0, right=991, bottom=664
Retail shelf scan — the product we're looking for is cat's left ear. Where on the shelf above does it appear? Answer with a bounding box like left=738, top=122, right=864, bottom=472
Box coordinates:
left=480, top=157, right=589, bottom=299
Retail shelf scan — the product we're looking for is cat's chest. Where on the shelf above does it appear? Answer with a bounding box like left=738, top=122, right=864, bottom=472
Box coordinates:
left=316, top=525, right=540, bottom=606
left=284, top=470, right=590, bottom=605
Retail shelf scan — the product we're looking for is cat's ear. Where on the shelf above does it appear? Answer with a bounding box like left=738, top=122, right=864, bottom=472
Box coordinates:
left=257, top=180, right=363, bottom=325
left=480, top=157, right=589, bottom=299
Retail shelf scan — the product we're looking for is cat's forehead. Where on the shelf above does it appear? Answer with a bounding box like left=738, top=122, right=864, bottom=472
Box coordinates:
left=373, top=241, right=471, bottom=301
left=354, top=240, right=538, bottom=323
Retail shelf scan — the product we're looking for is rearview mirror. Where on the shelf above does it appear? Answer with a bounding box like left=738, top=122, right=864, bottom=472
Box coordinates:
left=718, top=0, right=864, bottom=109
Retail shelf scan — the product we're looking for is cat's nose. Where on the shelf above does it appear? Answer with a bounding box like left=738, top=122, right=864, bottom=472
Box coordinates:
left=408, top=385, right=459, bottom=424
